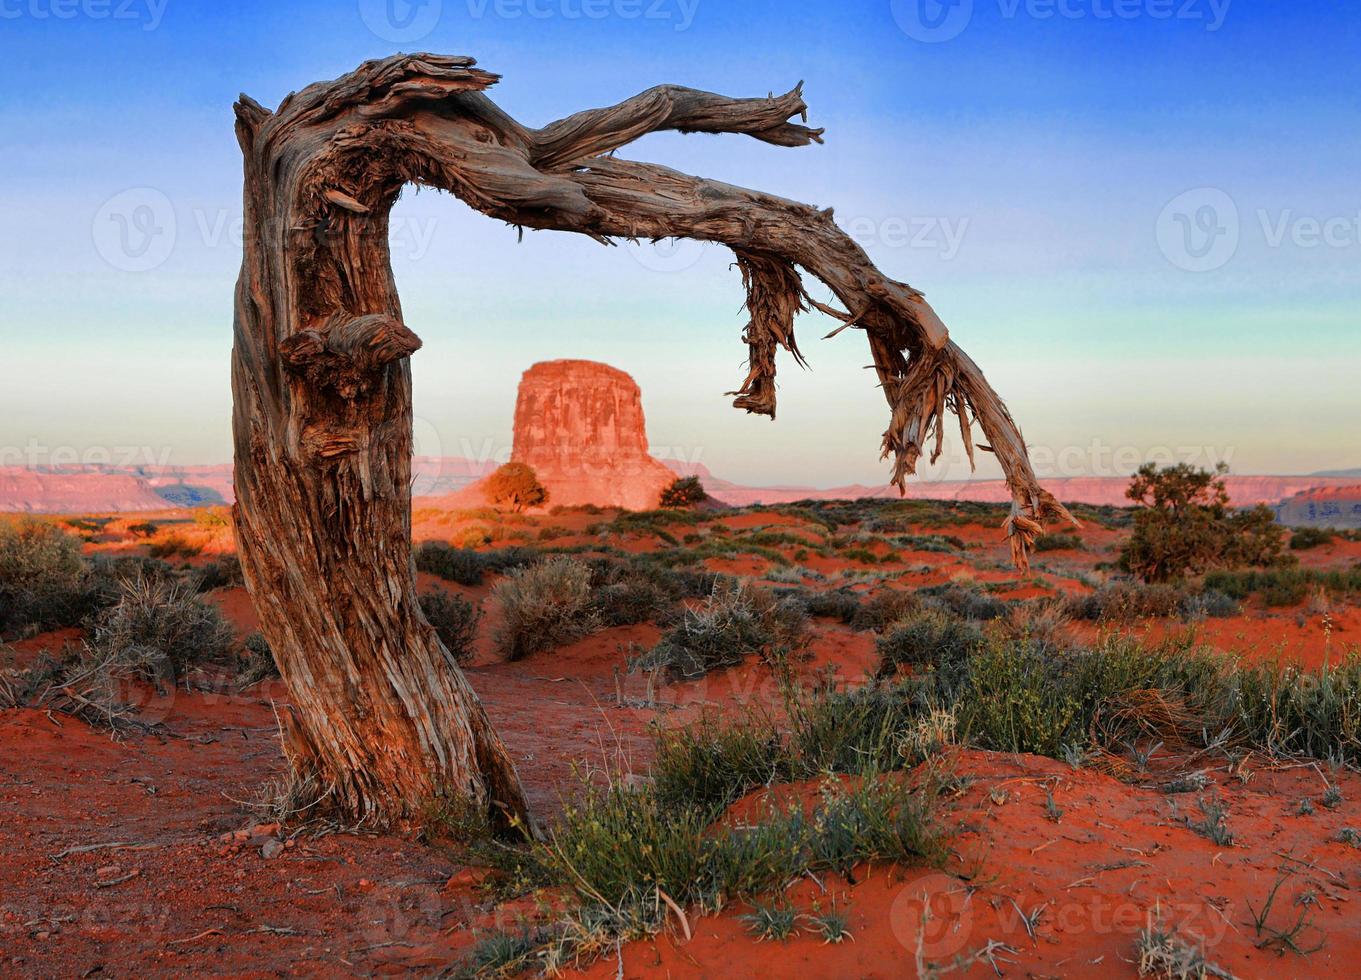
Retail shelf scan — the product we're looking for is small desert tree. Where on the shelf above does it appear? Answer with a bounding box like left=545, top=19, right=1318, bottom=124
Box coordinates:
left=659, top=475, right=708, bottom=509
left=1121, top=463, right=1288, bottom=582
left=485, top=462, right=549, bottom=512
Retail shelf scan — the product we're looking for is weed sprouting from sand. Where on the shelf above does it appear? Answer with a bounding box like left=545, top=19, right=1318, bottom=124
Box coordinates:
left=1246, top=871, right=1325, bottom=955
left=741, top=901, right=800, bottom=942
left=1188, top=797, right=1234, bottom=847
left=809, top=905, right=853, bottom=944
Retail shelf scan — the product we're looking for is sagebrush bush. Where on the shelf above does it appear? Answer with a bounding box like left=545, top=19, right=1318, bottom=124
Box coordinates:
left=876, top=608, right=984, bottom=679
left=0, top=519, right=98, bottom=636
left=1180, top=588, right=1240, bottom=620
left=147, top=533, right=203, bottom=559
left=919, top=582, right=1009, bottom=621
left=848, top=588, right=921, bottom=632
left=1289, top=527, right=1334, bottom=550
left=802, top=588, right=862, bottom=624
left=90, top=575, right=235, bottom=683
left=1067, top=580, right=1186, bottom=622
left=415, top=541, right=486, bottom=585
left=492, top=556, right=599, bottom=660
left=1204, top=566, right=1361, bottom=605
left=194, top=554, right=243, bottom=592
left=634, top=580, right=806, bottom=680
left=419, top=588, right=481, bottom=665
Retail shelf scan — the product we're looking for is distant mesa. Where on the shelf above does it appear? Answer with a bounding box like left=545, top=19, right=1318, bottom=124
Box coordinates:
left=446, top=360, right=678, bottom=511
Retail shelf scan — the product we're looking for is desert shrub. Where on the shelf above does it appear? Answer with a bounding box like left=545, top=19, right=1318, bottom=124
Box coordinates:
left=0, top=519, right=98, bottom=636
left=918, top=582, right=1008, bottom=621
left=147, top=533, right=203, bottom=559
left=1034, top=532, right=1084, bottom=552
left=1180, top=588, right=1241, bottom=620
left=848, top=589, right=922, bottom=631
left=237, top=632, right=278, bottom=687
left=485, top=462, right=548, bottom=512
left=89, top=575, right=235, bottom=684
left=892, top=533, right=966, bottom=554
left=1289, top=527, right=1334, bottom=550
left=126, top=521, right=158, bottom=538
left=586, top=558, right=680, bottom=627
left=1232, top=656, right=1361, bottom=761
left=1120, top=463, right=1288, bottom=582
left=480, top=546, right=540, bottom=575
left=415, top=541, right=485, bottom=585
left=87, top=554, right=173, bottom=591
left=194, top=554, right=243, bottom=592
left=955, top=633, right=1226, bottom=757
left=803, top=588, right=862, bottom=624
left=659, top=475, right=708, bottom=509
left=419, top=588, right=481, bottom=665
left=633, top=580, right=806, bottom=680
left=492, top=556, right=598, bottom=660
left=876, top=608, right=984, bottom=679
left=1204, top=566, right=1361, bottom=605
left=1067, top=581, right=1186, bottom=622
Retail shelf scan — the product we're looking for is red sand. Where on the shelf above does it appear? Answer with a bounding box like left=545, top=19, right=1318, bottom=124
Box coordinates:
left=3, top=507, right=1359, bottom=978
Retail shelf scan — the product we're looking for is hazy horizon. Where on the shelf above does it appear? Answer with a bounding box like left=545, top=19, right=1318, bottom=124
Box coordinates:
left=3, top=1, right=1357, bottom=488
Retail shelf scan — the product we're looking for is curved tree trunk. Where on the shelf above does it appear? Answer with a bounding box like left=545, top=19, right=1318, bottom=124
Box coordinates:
left=230, top=54, right=1073, bottom=829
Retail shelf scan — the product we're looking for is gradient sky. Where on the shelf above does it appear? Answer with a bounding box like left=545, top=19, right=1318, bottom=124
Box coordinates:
left=1, top=0, right=1357, bottom=487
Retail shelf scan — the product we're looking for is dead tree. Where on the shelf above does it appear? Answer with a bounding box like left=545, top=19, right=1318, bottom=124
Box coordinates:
left=231, top=53, right=1074, bottom=829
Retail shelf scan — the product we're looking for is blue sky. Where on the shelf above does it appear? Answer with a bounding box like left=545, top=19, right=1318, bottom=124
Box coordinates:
left=1, top=0, right=1357, bottom=486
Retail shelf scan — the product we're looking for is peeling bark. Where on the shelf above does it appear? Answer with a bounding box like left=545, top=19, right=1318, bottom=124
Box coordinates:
left=231, top=54, right=1073, bottom=829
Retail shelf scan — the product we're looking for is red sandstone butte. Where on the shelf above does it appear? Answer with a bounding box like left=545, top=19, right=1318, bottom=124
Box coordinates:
left=459, top=360, right=677, bottom=511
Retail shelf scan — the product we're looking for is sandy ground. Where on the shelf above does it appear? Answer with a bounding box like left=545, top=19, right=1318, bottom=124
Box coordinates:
left=2, top=507, right=1359, bottom=978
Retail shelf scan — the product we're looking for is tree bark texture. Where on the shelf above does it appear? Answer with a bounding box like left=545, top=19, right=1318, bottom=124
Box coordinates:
left=230, top=54, right=1073, bottom=827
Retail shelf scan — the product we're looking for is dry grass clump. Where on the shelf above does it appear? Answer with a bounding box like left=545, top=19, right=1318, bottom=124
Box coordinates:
left=876, top=608, right=984, bottom=679
left=1135, top=919, right=1235, bottom=978
left=632, top=579, right=806, bottom=680
left=89, top=575, right=236, bottom=685
left=492, top=556, right=600, bottom=661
